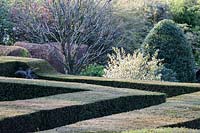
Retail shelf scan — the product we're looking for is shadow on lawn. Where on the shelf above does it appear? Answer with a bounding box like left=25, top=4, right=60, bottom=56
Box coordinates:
left=163, top=118, right=200, bottom=129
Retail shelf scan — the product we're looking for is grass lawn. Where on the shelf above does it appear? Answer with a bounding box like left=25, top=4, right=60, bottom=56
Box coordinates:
left=42, top=91, right=200, bottom=132
left=0, top=77, right=164, bottom=132
left=0, top=56, right=199, bottom=132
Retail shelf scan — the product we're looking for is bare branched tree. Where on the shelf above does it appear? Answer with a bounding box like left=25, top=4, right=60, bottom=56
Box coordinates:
left=11, top=0, right=123, bottom=74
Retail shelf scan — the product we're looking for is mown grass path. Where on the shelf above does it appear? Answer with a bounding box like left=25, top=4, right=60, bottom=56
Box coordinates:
left=0, top=56, right=200, bottom=132
left=41, top=91, right=200, bottom=132
left=0, top=77, right=164, bottom=132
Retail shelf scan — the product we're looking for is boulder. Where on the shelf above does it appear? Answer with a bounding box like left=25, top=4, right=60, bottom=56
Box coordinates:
left=14, top=42, right=66, bottom=73
left=0, top=45, right=31, bottom=57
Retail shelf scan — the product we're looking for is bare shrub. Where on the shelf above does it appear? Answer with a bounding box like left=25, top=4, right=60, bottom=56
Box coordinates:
left=11, top=0, right=123, bottom=74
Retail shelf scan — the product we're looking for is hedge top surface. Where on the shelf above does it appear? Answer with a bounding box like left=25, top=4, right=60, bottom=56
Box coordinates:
left=142, top=19, right=195, bottom=82
left=52, top=91, right=200, bottom=132
left=1, top=56, right=198, bottom=88
left=0, top=56, right=57, bottom=74
left=0, top=76, right=165, bottom=132
left=40, top=74, right=200, bottom=97
left=1, top=56, right=200, bottom=97
left=0, top=56, right=199, bottom=87
left=0, top=76, right=87, bottom=91
left=0, top=76, right=163, bottom=96
left=45, top=74, right=200, bottom=88
left=0, top=56, right=196, bottom=87
left=0, top=76, right=165, bottom=109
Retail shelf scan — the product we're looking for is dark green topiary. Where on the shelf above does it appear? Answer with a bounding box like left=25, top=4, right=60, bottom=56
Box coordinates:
left=142, top=19, right=195, bottom=82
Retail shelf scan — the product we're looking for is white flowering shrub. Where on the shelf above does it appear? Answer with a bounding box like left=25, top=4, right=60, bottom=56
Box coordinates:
left=104, top=47, right=177, bottom=81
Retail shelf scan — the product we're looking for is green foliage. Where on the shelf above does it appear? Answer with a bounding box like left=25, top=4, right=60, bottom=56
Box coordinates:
left=0, top=0, right=14, bottom=45
left=113, top=0, right=171, bottom=52
left=142, top=19, right=196, bottom=82
left=169, top=0, right=200, bottom=68
left=179, top=24, right=200, bottom=67
left=194, top=50, right=200, bottom=66
left=19, top=48, right=30, bottom=57
left=80, top=64, right=104, bottom=77
left=170, top=0, right=200, bottom=27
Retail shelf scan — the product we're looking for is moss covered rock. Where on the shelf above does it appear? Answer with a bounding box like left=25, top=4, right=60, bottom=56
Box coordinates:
left=142, top=19, right=195, bottom=82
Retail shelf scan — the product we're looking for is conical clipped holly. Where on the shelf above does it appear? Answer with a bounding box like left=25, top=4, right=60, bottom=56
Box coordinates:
left=142, top=19, right=195, bottom=82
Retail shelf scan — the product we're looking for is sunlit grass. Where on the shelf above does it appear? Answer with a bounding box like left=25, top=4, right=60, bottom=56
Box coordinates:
left=122, top=128, right=199, bottom=133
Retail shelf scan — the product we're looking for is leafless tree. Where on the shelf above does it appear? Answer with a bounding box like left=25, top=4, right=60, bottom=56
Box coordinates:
left=11, top=0, right=123, bottom=74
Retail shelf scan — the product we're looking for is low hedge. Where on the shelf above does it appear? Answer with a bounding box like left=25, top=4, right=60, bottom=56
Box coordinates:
left=41, top=75, right=200, bottom=97
left=1, top=56, right=200, bottom=97
left=0, top=77, right=86, bottom=101
left=0, top=94, right=165, bottom=132
left=0, top=76, right=166, bottom=132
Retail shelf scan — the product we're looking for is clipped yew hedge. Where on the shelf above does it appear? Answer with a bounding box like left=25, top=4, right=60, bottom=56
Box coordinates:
left=0, top=94, right=165, bottom=132
left=40, top=75, right=200, bottom=97
left=1, top=56, right=200, bottom=97
left=0, top=56, right=166, bottom=131
left=0, top=77, right=86, bottom=101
